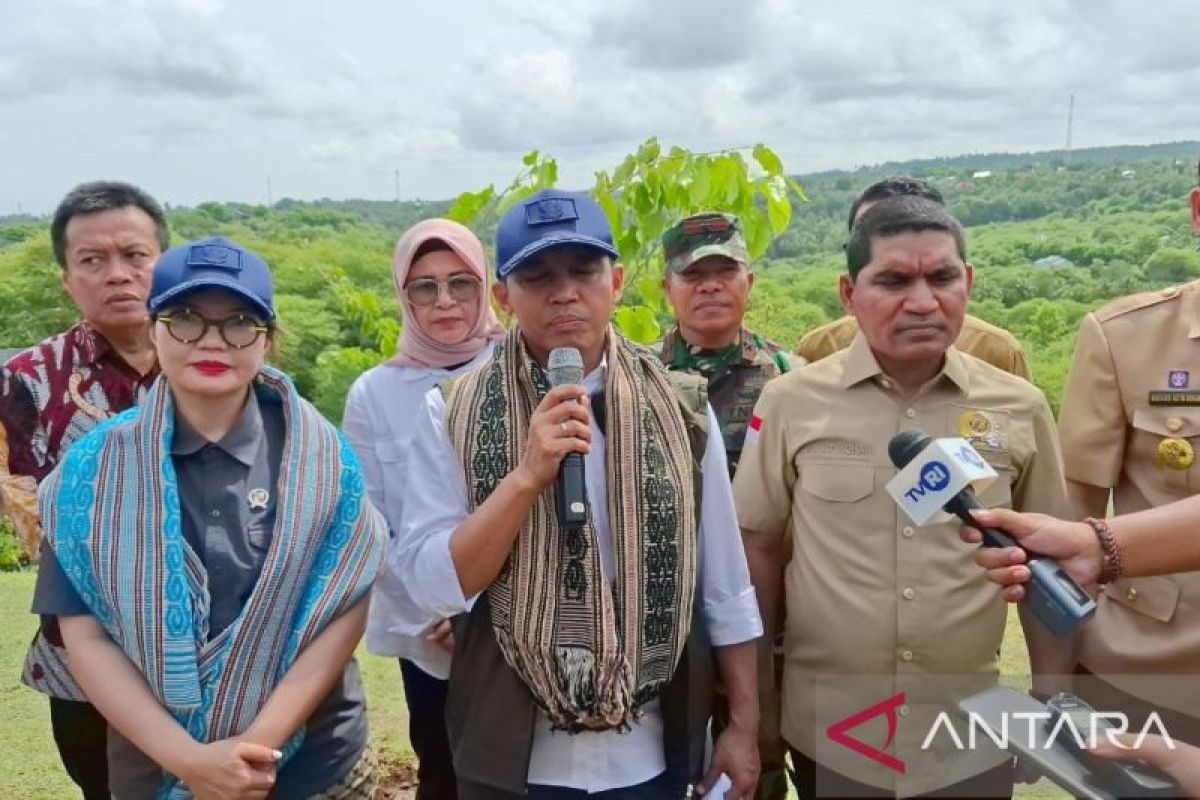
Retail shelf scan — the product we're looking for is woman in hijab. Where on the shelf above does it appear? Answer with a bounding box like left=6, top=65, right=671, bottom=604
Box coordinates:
left=33, top=237, right=387, bottom=799
left=343, top=219, right=505, bottom=800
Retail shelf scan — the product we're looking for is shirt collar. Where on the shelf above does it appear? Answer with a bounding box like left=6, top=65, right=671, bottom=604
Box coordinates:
left=839, top=331, right=971, bottom=395
left=73, top=322, right=109, bottom=367
left=583, top=355, right=608, bottom=393
left=73, top=321, right=159, bottom=381
left=1186, top=283, right=1200, bottom=339
left=664, top=326, right=756, bottom=367
left=171, top=389, right=264, bottom=466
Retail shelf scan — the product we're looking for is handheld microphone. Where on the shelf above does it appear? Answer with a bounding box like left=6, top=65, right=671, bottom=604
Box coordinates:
left=547, top=347, right=588, bottom=529
left=886, top=430, right=1096, bottom=637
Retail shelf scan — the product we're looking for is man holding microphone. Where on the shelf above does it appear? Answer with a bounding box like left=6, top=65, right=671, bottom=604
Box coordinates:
left=394, top=189, right=763, bottom=799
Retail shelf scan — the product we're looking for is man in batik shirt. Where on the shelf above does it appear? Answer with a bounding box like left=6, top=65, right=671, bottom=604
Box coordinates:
left=3, top=181, right=165, bottom=799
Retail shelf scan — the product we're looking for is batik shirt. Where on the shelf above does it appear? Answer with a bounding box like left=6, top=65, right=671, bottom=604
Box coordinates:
left=1, top=322, right=156, bottom=699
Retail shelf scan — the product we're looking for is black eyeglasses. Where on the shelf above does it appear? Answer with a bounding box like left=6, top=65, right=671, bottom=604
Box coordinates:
left=156, top=309, right=270, bottom=348
left=403, top=275, right=481, bottom=307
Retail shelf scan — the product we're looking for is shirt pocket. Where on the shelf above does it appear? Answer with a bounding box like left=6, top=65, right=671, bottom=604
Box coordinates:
left=1101, top=576, right=1181, bottom=624
left=1130, top=407, right=1200, bottom=494
left=247, top=518, right=274, bottom=554
left=798, top=462, right=874, bottom=503
left=376, top=436, right=411, bottom=530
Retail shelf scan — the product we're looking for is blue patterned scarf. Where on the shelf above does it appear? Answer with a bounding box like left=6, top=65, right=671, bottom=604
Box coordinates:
left=42, top=366, right=386, bottom=798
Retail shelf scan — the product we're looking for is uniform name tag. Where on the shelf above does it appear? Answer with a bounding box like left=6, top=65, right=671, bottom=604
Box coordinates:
left=1148, top=391, right=1200, bottom=406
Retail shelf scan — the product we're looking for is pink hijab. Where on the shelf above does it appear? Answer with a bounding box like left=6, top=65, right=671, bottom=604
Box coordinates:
left=387, top=219, right=506, bottom=369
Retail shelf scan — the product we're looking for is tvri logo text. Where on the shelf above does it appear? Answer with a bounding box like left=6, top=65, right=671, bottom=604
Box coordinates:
left=922, top=711, right=1176, bottom=752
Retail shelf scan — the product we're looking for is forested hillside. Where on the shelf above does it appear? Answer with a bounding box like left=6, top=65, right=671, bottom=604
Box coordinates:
left=1, top=141, right=1196, bottom=420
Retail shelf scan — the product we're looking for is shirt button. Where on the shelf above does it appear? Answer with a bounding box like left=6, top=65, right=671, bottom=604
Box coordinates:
left=879, top=378, right=893, bottom=390
left=1127, top=588, right=1139, bottom=602
left=899, top=705, right=911, bottom=717
left=210, top=509, right=220, bottom=518
left=902, top=526, right=915, bottom=538
left=902, top=587, right=916, bottom=600
left=900, top=649, right=914, bottom=662
left=1166, top=417, right=1184, bottom=433
left=904, top=408, right=917, bottom=419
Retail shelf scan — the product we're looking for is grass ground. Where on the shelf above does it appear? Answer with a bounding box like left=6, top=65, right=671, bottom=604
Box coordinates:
left=0, top=571, right=1063, bottom=798
left=0, top=570, right=413, bottom=799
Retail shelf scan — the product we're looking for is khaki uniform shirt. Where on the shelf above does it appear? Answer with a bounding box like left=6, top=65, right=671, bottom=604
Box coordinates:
left=733, top=334, right=1071, bottom=794
left=798, top=314, right=1031, bottom=380
left=1059, top=281, right=1200, bottom=715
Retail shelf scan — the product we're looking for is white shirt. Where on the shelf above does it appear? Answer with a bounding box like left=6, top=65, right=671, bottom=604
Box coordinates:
left=342, top=346, right=494, bottom=678
left=397, top=359, right=762, bottom=791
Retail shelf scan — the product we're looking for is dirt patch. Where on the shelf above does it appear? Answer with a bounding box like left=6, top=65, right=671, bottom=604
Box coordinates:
left=376, top=752, right=418, bottom=799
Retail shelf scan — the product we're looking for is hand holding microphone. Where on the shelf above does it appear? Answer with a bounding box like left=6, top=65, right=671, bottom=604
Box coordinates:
left=959, top=509, right=1103, bottom=601
left=515, top=350, right=591, bottom=497
left=512, top=347, right=593, bottom=529
left=886, top=431, right=1096, bottom=636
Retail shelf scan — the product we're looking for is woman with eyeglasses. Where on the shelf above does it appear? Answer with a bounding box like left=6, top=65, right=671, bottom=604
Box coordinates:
left=32, top=237, right=387, bottom=799
left=342, top=219, right=505, bottom=800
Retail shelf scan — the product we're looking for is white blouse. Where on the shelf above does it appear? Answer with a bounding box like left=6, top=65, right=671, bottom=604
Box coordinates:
left=342, top=345, right=494, bottom=678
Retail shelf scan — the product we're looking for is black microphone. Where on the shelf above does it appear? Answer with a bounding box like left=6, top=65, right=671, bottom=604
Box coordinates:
left=548, top=347, right=588, bottom=529
left=888, top=430, right=1096, bottom=637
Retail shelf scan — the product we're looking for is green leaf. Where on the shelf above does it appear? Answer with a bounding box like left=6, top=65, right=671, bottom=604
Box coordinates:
left=689, top=167, right=712, bottom=207
left=743, top=207, right=772, bottom=259
left=613, top=304, right=661, bottom=344
left=635, top=274, right=666, bottom=312
left=786, top=177, right=808, bottom=202
left=766, top=193, right=791, bottom=235
left=447, top=186, right=495, bottom=225
left=638, top=138, right=661, bottom=164
left=522, top=150, right=539, bottom=167
left=753, top=144, right=784, bottom=176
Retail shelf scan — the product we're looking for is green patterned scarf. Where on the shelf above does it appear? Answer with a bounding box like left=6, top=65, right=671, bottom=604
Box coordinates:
left=444, top=327, right=698, bottom=730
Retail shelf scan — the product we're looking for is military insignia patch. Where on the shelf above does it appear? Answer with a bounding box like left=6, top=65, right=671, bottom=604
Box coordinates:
left=1157, top=438, right=1195, bottom=471
left=958, top=409, right=1004, bottom=450
left=1169, top=370, right=1190, bottom=389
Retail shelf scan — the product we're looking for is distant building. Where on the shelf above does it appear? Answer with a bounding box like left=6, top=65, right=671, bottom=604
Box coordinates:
left=972, top=170, right=993, bottom=179
left=1121, top=169, right=1137, bottom=178
left=1033, top=255, right=1075, bottom=269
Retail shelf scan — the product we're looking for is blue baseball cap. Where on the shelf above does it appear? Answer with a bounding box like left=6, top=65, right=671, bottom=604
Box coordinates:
left=148, top=237, right=275, bottom=322
left=495, top=189, right=620, bottom=278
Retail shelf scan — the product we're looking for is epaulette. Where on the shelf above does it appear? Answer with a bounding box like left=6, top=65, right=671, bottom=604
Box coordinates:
left=1093, top=283, right=1190, bottom=323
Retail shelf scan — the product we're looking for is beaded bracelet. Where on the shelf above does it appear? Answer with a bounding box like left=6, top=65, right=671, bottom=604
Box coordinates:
left=1083, top=517, right=1123, bottom=584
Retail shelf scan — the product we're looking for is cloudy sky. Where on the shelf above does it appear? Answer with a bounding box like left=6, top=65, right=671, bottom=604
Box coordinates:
left=1, top=0, right=1197, bottom=213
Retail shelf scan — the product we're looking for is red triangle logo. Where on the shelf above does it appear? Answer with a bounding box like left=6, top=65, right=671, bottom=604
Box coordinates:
left=825, top=692, right=907, bottom=774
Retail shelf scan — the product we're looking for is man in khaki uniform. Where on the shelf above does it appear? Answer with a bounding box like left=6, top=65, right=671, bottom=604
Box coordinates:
left=736, top=195, right=1073, bottom=797
left=1056, top=158, right=1200, bottom=744
left=797, top=177, right=1030, bottom=380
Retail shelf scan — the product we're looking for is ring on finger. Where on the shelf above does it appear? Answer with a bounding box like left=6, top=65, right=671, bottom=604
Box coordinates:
left=560, top=421, right=568, bottom=436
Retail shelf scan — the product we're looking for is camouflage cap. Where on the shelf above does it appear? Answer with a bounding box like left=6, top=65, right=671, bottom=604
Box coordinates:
left=662, top=212, right=749, bottom=273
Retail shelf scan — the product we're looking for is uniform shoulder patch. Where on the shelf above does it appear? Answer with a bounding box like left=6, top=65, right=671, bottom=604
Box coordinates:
left=1093, top=284, right=1189, bottom=323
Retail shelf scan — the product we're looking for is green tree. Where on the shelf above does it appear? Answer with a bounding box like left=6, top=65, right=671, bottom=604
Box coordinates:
left=448, top=139, right=807, bottom=343
left=1143, top=247, right=1200, bottom=284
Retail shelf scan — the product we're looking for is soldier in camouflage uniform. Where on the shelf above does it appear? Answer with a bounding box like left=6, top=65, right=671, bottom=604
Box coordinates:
left=657, top=212, right=800, bottom=800
left=658, top=212, right=802, bottom=479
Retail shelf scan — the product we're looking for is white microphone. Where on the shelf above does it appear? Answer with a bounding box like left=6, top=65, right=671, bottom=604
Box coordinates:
left=885, top=435, right=998, bottom=526
left=885, top=430, right=1096, bottom=637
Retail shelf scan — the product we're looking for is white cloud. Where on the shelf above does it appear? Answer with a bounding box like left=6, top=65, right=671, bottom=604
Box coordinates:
left=0, top=0, right=1197, bottom=214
